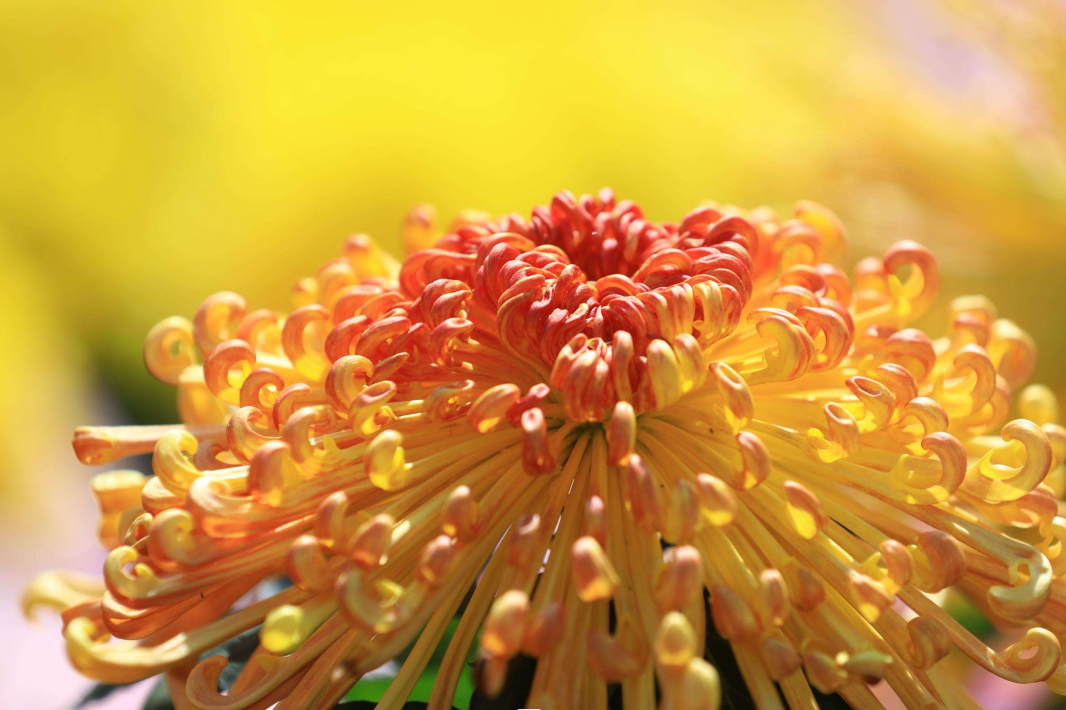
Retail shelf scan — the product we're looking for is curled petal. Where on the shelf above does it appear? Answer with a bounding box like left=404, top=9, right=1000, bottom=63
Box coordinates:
left=202, top=340, right=256, bottom=403
left=260, top=598, right=333, bottom=656
left=711, top=363, right=752, bottom=434
left=359, top=291, right=410, bottom=323
left=806, top=402, right=860, bottom=463
left=734, top=431, right=770, bottom=490
left=663, top=478, right=700, bottom=543
left=762, top=636, right=802, bottom=681
left=505, top=513, right=541, bottom=570
left=336, top=568, right=421, bottom=635
left=695, top=473, right=737, bottom=526
left=247, top=441, right=301, bottom=507
left=883, top=328, right=936, bottom=382
left=316, top=259, right=357, bottom=308
left=521, top=408, right=553, bottom=475
left=571, top=536, right=620, bottom=602
left=647, top=339, right=683, bottom=409
left=349, top=514, right=395, bottom=569
left=606, top=400, right=636, bottom=465
left=903, top=397, right=949, bottom=439
left=888, top=431, right=966, bottom=504
left=609, top=330, right=636, bottom=403
left=962, top=419, right=1052, bottom=503
left=1018, top=384, right=1059, bottom=428
left=425, top=379, right=476, bottom=422
left=905, top=616, right=952, bottom=670
left=988, top=319, right=1037, bottom=390
left=467, top=384, right=521, bottom=433
left=482, top=590, right=529, bottom=657
left=142, top=509, right=197, bottom=571
left=441, top=485, right=480, bottom=542
left=584, top=495, right=607, bottom=546
left=772, top=221, right=822, bottom=268
left=908, top=531, right=966, bottom=593
left=273, top=383, right=314, bottom=429
left=506, top=383, right=551, bottom=427
left=989, top=628, right=1062, bottom=683
left=239, top=368, right=285, bottom=418
left=655, top=612, right=698, bottom=669
left=624, top=455, right=663, bottom=531
left=673, top=658, right=722, bottom=710
left=846, top=376, right=896, bottom=432
left=22, top=571, right=105, bottom=621
left=324, top=355, right=374, bottom=413
left=745, top=311, right=814, bottom=385
left=883, top=240, right=939, bottom=322
left=281, top=305, right=330, bottom=379
left=417, top=534, right=456, bottom=586
left=987, top=544, right=1054, bottom=622
left=324, top=315, right=370, bottom=362
left=783, top=560, right=825, bottom=611
left=227, top=406, right=277, bottom=463
left=427, top=317, right=472, bottom=366
left=235, top=308, right=280, bottom=350
left=948, top=344, right=998, bottom=415
left=365, top=430, right=411, bottom=491
left=848, top=573, right=894, bottom=623
left=876, top=539, right=912, bottom=594
left=193, top=291, right=247, bottom=356
left=796, top=305, right=852, bottom=372
left=91, top=470, right=146, bottom=517
left=756, top=568, right=791, bottom=629
left=419, top=279, right=472, bottom=328
left=882, top=428, right=967, bottom=501
left=783, top=481, right=827, bottom=539
left=152, top=430, right=202, bottom=493
left=103, top=546, right=159, bottom=600
left=795, top=200, right=846, bottom=260
left=710, top=585, right=758, bottom=641
left=874, top=363, right=919, bottom=413
left=144, top=317, right=197, bottom=385
left=656, top=545, right=703, bottom=612
left=672, top=333, right=706, bottom=393
left=802, top=643, right=848, bottom=694
left=348, top=381, right=397, bottom=436
left=281, top=406, right=336, bottom=463
left=313, top=491, right=352, bottom=553
left=841, top=648, right=893, bottom=682
left=332, top=283, right=385, bottom=322
left=357, top=316, right=412, bottom=360
left=284, top=535, right=332, bottom=593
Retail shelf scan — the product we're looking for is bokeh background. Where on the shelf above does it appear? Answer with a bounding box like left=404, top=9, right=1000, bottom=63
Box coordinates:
left=2, top=0, right=1064, bottom=708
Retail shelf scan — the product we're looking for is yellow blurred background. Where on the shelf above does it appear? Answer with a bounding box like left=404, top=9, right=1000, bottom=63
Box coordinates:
left=1, top=0, right=1064, bottom=707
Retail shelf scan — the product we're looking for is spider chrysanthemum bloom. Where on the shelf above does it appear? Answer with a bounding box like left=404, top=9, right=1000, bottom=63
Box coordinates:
left=25, top=189, right=1066, bottom=710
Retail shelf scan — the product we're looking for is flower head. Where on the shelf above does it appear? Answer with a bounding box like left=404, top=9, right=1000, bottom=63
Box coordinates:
left=26, top=189, right=1066, bottom=709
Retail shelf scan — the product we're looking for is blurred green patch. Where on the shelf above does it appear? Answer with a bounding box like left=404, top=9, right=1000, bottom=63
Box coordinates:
left=943, top=589, right=995, bottom=640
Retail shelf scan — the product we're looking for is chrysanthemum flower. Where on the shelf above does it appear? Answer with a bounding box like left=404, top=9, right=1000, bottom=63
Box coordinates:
left=25, top=189, right=1066, bottom=710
